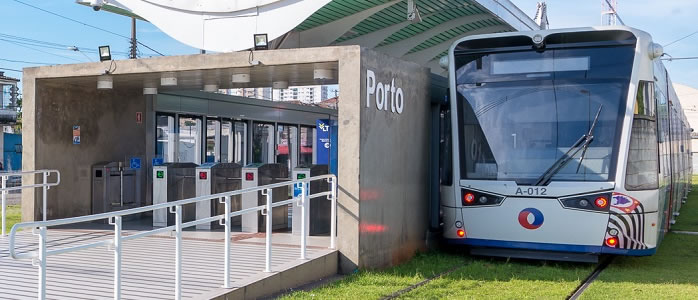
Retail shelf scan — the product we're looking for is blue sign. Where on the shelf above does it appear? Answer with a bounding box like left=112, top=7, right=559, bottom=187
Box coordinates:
left=152, top=157, right=164, bottom=166
left=316, top=119, right=332, bottom=165
left=130, top=157, right=141, bottom=169
left=293, top=182, right=309, bottom=198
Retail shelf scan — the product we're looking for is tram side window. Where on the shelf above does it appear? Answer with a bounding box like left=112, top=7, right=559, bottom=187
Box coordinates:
left=625, top=81, right=658, bottom=190
left=439, top=106, right=453, bottom=185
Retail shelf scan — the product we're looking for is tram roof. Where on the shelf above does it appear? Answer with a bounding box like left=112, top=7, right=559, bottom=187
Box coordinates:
left=77, top=0, right=537, bottom=74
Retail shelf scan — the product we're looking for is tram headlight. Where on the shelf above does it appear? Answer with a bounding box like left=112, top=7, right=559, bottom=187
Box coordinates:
left=560, top=193, right=612, bottom=212
left=461, top=189, right=504, bottom=207
left=579, top=199, right=589, bottom=207
left=605, top=236, right=618, bottom=247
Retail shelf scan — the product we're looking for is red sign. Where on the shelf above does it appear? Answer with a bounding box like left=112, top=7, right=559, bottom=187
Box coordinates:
left=136, top=112, right=142, bottom=124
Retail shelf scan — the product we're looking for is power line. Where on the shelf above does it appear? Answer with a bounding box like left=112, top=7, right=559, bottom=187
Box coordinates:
left=664, top=30, right=698, bottom=48
left=0, top=39, right=85, bottom=63
left=0, top=58, right=54, bottom=65
left=0, top=67, right=22, bottom=73
left=10, top=0, right=165, bottom=56
left=662, top=56, right=698, bottom=61
left=0, top=33, right=130, bottom=56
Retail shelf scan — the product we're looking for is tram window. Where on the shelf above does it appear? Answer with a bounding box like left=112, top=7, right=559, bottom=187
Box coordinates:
left=178, top=116, right=202, bottom=164
left=205, top=118, right=221, bottom=163
left=252, top=123, right=275, bottom=163
left=300, top=126, right=314, bottom=166
left=277, top=125, right=298, bottom=173
left=221, top=121, right=233, bottom=163
left=626, top=81, right=658, bottom=190
left=439, top=106, right=453, bottom=185
left=234, top=121, right=247, bottom=165
left=156, top=114, right=175, bottom=163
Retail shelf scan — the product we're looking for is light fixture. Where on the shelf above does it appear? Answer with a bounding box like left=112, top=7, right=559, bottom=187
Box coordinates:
left=253, top=34, right=268, bottom=50
left=97, top=74, right=113, bottom=89
left=272, top=81, right=288, bottom=89
left=203, top=84, right=219, bottom=92
left=98, top=45, right=111, bottom=61
left=407, top=0, right=422, bottom=23
left=232, top=70, right=251, bottom=83
left=143, top=87, right=158, bottom=95
left=161, top=72, right=177, bottom=86
left=313, top=69, right=334, bottom=81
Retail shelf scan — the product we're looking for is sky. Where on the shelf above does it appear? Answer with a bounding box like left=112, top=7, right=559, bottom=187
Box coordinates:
left=1, top=0, right=698, bottom=90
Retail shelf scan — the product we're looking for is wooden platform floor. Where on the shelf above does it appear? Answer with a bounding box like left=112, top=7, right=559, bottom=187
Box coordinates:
left=0, top=228, right=333, bottom=299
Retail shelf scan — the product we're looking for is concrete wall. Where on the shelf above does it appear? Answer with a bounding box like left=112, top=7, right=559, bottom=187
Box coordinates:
left=24, top=81, right=146, bottom=220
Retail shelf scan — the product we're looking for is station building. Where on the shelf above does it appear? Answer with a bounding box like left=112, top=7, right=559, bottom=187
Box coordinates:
left=22, top=0, right=539, bottom=273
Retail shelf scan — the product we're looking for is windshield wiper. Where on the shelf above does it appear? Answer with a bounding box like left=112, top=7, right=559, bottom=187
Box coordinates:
left=534, top=105, right=603, bottom=186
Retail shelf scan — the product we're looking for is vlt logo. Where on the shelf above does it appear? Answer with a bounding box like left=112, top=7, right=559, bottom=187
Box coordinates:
left=518, top=208, right=544, bottom=230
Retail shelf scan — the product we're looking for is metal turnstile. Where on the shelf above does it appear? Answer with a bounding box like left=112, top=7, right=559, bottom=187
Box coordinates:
left=292, top=165, right=330, bottom=236
left=153, top=163, right=198, bottom=227
left=92, top=162, right=142, bottom=216
left=195, top=162, right=243, bottom=230
left=241, top=163, right=289, bottom=233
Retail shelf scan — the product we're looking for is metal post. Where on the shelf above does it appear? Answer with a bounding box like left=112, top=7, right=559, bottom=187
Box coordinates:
left=330, top=177, right=337, bottom=250
left=1, top=175, right=6, bottom=237
left=35, top=226, right=47, bottom=300
left=264, top=188, right=272, bottom=272
left=300, top=182, right=307, bottom=260
left=173, top=205, right=182, bottom=300
left=43, top=172, right=48, bottom=221
left=112, top=216, right=122, bottom=300
left=222, top=196, right=231, bottom=288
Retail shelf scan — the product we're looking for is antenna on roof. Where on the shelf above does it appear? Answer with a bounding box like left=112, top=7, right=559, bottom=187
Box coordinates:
left=602, top=0, right=624, bottom=26
left=533, top=2, right=549, bottom=30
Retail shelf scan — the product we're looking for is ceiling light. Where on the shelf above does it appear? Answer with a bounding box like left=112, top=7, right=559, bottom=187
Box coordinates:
left=203, top=84, right=219, bottom=92
left=232, top=70, right=251, bottom=83
left=314, top=69, right=334, bottom=81
left=253, top=34, right=268, bottom=50
left=98, top=45, right=111, bottom=61
left=143, top=87, right=158, bottom=95
left=272, top=81, right=289, bottom=89
left=161, top=72, right=177, bottom=86
left=97, top=75, right=113, bottom=89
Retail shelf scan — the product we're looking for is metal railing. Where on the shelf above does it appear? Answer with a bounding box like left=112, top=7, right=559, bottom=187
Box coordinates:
left=1, top=169, right=61, bottom=236
left=8, top=174, right=337, bottom=300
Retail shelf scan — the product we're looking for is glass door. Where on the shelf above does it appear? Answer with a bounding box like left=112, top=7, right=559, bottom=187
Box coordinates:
left=205, top=118, right=221, bottom=163
left=234, top=121, right=247, bottom=165
left=277, top=124, right=298, bottom=174
left=156, top=114, right=176, bottom=162
left=299, top=126, right=314, bottom=166
left=252, top=122, right=275, bottom=163
left=177, top=115, right=203, bottom=164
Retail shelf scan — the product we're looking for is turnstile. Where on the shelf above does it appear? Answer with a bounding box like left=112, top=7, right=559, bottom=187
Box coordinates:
left=241, top=163, right=289, bottom=233
left=195, top=162, right=243, bottom=230
left=92, top=162, right=142, bottom=215
left=292, top=165, right=330, bottom=236
left=153, top=163, right=198, bottom=227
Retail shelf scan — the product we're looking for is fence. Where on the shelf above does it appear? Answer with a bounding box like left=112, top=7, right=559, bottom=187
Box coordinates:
left=0, top=169, right=60, bottom=236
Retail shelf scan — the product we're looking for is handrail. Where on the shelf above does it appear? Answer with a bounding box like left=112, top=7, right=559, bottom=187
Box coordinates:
left=8, top=173, right=337, bottom=300
left=0, top=169, right=60, bottom=237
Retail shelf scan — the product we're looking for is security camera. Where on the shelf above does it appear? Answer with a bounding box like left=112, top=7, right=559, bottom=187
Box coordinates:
left=88, top=0, right=104, bottom=11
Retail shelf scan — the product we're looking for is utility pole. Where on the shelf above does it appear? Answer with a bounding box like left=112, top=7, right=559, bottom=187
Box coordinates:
left=601, top=0, right=618, bottom=26
left=130, top=17, right=138, bottom=59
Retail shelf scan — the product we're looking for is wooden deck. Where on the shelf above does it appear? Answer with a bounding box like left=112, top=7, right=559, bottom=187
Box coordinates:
left=0, top=229, right=334, bottom=299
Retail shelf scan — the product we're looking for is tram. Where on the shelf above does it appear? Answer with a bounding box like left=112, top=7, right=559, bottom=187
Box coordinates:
left=440, top=27, right=692, bottom=261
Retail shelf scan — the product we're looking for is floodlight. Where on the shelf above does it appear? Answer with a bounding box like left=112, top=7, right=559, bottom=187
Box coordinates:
left=253, top=34, right=268, bottom=50
left=98, top=45, right=111, bottom=61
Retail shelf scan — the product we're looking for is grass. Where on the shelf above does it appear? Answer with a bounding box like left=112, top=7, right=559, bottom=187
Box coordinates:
left=3, top=204, right=21, bottom=231
left=581, top=177, right=698, bottom=299
left=282, top=252, right=594, bottom=299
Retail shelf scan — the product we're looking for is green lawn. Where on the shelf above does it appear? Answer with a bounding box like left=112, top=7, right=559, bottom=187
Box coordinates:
left=3, top=205, right=21, bottom=231
left=283, top=252, right=593, bottom=299
left=668, top=176, right=698, bottom=232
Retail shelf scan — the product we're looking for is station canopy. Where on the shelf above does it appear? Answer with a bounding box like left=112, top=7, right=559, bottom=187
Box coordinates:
left=79, top=0, right=538, bottom=73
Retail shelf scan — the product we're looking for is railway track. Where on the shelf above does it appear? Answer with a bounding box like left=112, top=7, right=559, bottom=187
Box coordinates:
left=566, top=256, right=613, bottom=300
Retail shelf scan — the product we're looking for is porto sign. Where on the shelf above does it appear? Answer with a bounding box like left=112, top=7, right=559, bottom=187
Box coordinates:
left=366, top=69, right=404, bottom=114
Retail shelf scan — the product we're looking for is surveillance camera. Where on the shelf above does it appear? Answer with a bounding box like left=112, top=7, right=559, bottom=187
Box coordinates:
left=88, top=0, right=104, bottom=11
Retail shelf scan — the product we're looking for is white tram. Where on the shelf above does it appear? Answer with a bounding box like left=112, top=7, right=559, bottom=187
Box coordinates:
left=440, top=27, right=692, bottom=261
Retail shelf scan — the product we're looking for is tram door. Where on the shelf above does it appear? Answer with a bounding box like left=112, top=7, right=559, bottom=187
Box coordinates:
left=252, top=122, right=275, bottom=163
left=277, top=124, right=298, bottom=174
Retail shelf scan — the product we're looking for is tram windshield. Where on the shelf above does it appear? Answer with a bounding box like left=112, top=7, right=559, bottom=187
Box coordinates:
left=455, top=45, right=635, bottom=184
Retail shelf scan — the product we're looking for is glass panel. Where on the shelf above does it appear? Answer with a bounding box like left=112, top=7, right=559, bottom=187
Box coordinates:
left=221, top=121, right=233, bottom=163
left=252, top=123, right=274, bottom=163
left=234, top=121, right=247, bottom=165
left=178, top=116, right=202, bottom=164
left=625, top=118, right=658, bottom=190
left=205, top=119, right=220, bottom=163
left=156, top=114, right=175, bottom=162
left=634, top=81, right=656, bottom=117
left=455, top=46, right=635, bottom=184
left=299, top=126, right=314, bottom=166
left=276, top=125, right=298, bottom=172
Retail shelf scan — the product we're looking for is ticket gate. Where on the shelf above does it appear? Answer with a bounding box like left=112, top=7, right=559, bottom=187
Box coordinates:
left=195, top=162, right=243, bottom=230
left=292, top=165, right=330, bottom=236
left=92, top=162, right=143, bottom=216
left=153, top=163, right=199, bottom=227
left=241, top=163, right=289, bottom=233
